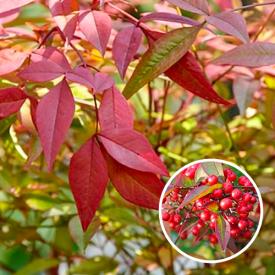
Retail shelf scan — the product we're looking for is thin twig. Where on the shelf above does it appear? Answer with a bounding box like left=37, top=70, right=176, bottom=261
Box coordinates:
left=229, top=1, right=275, bottom=12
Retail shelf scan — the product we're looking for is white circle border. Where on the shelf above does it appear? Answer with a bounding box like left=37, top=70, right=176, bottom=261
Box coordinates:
left=159, top=158, right=264, bottom=264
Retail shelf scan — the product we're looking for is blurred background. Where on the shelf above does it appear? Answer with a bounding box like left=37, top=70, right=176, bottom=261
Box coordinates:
left=1, top=0, right=275, bottom=274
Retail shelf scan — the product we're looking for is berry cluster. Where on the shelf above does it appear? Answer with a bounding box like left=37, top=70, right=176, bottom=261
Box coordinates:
left=162, top=164, right=260, bottom=250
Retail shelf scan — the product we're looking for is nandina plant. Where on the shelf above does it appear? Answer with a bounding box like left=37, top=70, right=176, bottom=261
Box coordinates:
left=0, top=0, right=274, bottom=235
left=161, top=162, right=261, bottom=260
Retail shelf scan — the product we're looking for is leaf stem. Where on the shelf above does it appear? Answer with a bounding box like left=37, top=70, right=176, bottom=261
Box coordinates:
left=230, top=1, right=275, bottom=12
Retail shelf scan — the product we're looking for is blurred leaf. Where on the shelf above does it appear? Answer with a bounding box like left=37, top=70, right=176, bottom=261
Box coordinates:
left=14, top=259, right=60, bottom=275
left=25, top=193, right=56, bottom=211
left=68, top=216, right=100, bottom=253
left=262, top=255, right=275, bottom=275
left=42, top=203, right=77, bottom=218
left=69, top=256, right=118, bottom=274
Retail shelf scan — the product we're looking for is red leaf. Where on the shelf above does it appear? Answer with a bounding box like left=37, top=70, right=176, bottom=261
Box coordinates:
left=0, top=87, right=27, bottom=117
left=98, top=129, right=169, bottom=176
left=167, top=0, right=209, bottom=15
left=31, top=47, right=71, bottom=71
left=98, top=86, right=133, bottom=131
left=36, top=78, right=75, bottom=171
left=140, top=12, right=201, bottom=26
left=0, top=49, right=27, bottom=76
left=49, top=0, right=79, bottom=43
left=0, top=0, right=33, bottom=13
left=113, top=26, right=142, bottom=79
left=18, top=60, right=65, bottom=82
left=206, top=12, right=249, bottom=43
left=66, top=67, right=94, bottom=89
left=79, top=10, right=111, bottom=55
left=93, top=72, right=114, bottom=94
left=211, top=42, right=275, bottom=67
left=165, top=51, right=230, bottom=104
left=104, top=152, right=164, bottom=209
left=69, top=137, right=108, bottom=232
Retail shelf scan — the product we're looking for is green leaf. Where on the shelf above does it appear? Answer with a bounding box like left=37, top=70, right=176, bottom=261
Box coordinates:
left=69, top=256, right=118, bottom=274
left=25, top=193, right=56, bottom=211
left=215, top=215, right=230, bottom=253
left=176, top=183, right=222, bottom=210
left=204, top=201, right=220, bottom=214
left=194, top=164, right=208, bottom=183
left=173, top=173, right=193, bottom=187
left=68, top=216, right=100, bottom=253
left=123, top=26, right=201, bottom=99
left=201, top=162, right=224, bottom=180
left=14, top=259, right=60, bottom=275
left=262, top=255, right=275, bottom=275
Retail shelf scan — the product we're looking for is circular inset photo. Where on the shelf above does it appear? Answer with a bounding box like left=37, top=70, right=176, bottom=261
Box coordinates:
left=159, top=159, right=263, bottom=263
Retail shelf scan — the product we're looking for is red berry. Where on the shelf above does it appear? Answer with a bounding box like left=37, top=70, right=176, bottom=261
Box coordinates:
left=174, top=214, right=182, bottom=224
left=247, top=220, right=254, bottom=229
left=185, top=168, right=195, bottom=179
left=224, top=168, right=232, bottom=177
left=208, top=175, right=218, bottom=185
left=210, top=214, right=218, bottom=223
left=209, top=222, right=215, bottom=230
left=171, top=193, right=178, bottom=200
left=239, top=205, right=248, bottom=213
left=242, top=229, right=252, bottom=239
left=209, top=235, right=218, bottom=244
left=238, top=219, right=248, bottom=230
left=220, top=198, right=232, bottom=210
left=227, top=172, right=236, bottom=181
left=200, top=211, right=210, bottom=222
left=179, top=231, right=188, bottom=240
left=256, top=204, right=260, bottom=214
left=243, top=193, right=252, bottom=202
left=197, top=221, right=204, bottom=229
left=201, top=178, right=208, bottom=184
left=168, top=214, right=174, bottom=222
left=192, top=227, right=199, bottom=236
left=246, top=203, right=254, bottom=212
left=238, top=176, right=247, bottom=185
left=169, top=222, right=176, bottom=229
left=162, top=212, right=170, bottom=221
left=250, top=196, right=257, bottom=204
left=196, top=198, right=204, bottom=209
left=227, top=216, right=238, bottom=225
left=244, top=181, right=253, bottom=190
left=173, top=188, right=180, bottom=193
left=230, top=228, right=241, bottom=239
left=223, top=182, right=233, bottom=193
left=231, top=189, right=242, bottom=199
left=213, top=188, right=223, bottom=198
left=240, top=213, right=249, bottom=218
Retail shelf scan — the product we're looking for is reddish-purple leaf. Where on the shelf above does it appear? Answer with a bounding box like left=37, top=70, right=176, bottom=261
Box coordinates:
left=18, top=60, right=65, bottom=82
left=66, top=67, right=94, bottom=89
left=166, top=51, right=230, bottom=104
left=140, top=12, right=201, bottom=26
left=93, top=72, right=114, bottom=94
left=167, top=0, right=209, bottom=15
left=36, top=79, right=75, bottom=171
left=194, top=224, right=209, bottom=243
left=204, top=201, right=220, bottom=214
left=0, top=8, right=20, bottom=25
left=31, top=47, right=71, bottom=71
left=215, top=214, right=231, bottom=252
left=113, top=26, right=142, bottom=79
left=104, top=152, right=164, bottom=209
left=98, top=87, right=133, bottom=131
left=98, top=129, right=169, bottom=176
left=176, top=183, right=223, bottom=211
left=79, top=10, right=111, bottom=56
left=49, top=0, right=79, bottom=43
left=69, top=137, right=108, bottom=232
left=206, top=12, right=249, bottom=43
left=24, top=135, right=43, bottom=169
left=233, top=76, right=260, bottom=115
left=0, top=87, right=27, bottom=117
left=227, top=237, right=239, bottom=253
left=211, top=42, right=275, bottom=67
left=4, top=27, right=37, bottom=40
left=0, top=49, right=27, bottom=76
left=0, top=0, right=33, bottom=13
left=175, top=217, right=198, bottom=243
